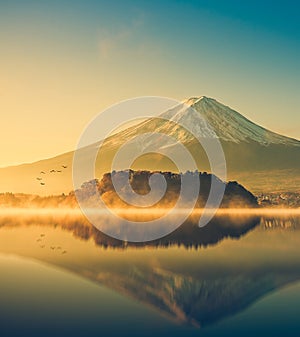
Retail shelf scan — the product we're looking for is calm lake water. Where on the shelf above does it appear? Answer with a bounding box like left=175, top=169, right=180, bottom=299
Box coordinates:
left=0, top=211, right=299, bottom=337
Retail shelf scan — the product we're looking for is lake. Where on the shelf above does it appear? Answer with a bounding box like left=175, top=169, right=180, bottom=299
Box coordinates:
left=0, top=210, right=299, bottom=337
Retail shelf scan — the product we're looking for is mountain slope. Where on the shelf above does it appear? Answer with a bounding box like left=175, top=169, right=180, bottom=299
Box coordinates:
left=183, top=96, right=299, bottom=145
left=0, top=96, right=299, bottom=195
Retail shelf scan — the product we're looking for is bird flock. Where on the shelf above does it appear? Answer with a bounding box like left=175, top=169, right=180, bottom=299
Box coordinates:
left=36, top=165, right=68, bottom=186
left=36, top=233, right=67, bottom=254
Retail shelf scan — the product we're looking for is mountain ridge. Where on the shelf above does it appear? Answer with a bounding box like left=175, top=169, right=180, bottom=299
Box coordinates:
left=182, top=96, right=300, bottom=145
left=0, top=96, right=299, bottom=195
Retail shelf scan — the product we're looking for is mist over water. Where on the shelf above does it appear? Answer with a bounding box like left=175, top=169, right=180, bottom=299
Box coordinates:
left=0, top=209, right=299, bottom=336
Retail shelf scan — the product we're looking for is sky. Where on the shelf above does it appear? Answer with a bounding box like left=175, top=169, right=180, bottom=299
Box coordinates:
left=0, top=0, right=299, bottom=167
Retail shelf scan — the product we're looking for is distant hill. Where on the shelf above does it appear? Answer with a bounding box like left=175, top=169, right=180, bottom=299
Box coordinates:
left=75, top=170, right=258, bottom=210
left=0, top=170, right=257, bottom=209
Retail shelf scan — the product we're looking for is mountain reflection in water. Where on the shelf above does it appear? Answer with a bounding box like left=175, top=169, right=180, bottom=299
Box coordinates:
left=0, top=211, right=299, bottom=329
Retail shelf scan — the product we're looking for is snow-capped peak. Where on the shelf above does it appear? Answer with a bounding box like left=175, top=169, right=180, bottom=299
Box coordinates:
left=162, top=96, right=300, bottom=146
left=184, top=96, right=211, bottom=106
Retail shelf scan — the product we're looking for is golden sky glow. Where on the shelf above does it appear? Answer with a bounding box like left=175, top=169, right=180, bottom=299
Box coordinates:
left=0, top=1, right=299, bottom=167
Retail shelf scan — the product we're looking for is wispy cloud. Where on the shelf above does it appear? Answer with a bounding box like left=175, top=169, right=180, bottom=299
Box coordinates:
left=99, top=28, right=132, bottom=59
left=98, top=13, right=160, bottom=59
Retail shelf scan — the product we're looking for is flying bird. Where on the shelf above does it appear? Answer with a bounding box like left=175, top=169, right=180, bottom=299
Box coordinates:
left=56, top=170, right=62, bottom=173
left=36, top=177, right=42, bottom=180
left=50, top=169, right=56, bottom=173
left=62, top=165, right=67, bottom=169
left=40, top=171, right=46, bottom=174
left=40, top=182, right=45, bottom=185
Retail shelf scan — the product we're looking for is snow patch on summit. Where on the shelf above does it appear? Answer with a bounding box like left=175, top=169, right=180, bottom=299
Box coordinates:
left=160, top=96, right=300, bottom=146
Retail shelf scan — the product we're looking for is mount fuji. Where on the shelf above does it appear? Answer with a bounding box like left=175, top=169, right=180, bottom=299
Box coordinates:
left=0, top=96, right=299, bottom=195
